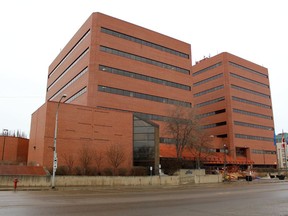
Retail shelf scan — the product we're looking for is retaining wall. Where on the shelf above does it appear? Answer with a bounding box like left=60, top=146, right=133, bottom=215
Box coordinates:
left=0, top=175, right=180, bottom=187
left=0, top=169, right=222, bottom=188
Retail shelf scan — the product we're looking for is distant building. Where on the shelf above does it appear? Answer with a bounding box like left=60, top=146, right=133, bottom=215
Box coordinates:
left=275, top=132, right=288, bottom=169
left=28, top=12, right=276, bottom=174
left=0, top=135, right=29, bottom=165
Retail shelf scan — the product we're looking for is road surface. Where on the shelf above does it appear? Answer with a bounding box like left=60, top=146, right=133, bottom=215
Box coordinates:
left=0, top=182, right=288, bottom=215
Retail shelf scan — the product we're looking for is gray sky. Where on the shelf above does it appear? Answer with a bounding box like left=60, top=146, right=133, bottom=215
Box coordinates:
left=0, top=0, right=287, bottom=136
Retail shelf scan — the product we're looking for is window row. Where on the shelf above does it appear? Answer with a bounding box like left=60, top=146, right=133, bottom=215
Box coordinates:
left=49, top=67, right=88, bottom=101
left=98, top=106, right=194, bottom=125
left=229, top=61, right=268, bottom=78
left=97, top=106, right=174, bottom=123
left=197, top=109, right=226, bottom=119
left=234, top=121, right=274, bottom=131
left=235, top=134, right=274, bottom=142
left=232, top=96, right=271, bottom=109
left=159, top=137, right=175, bottom=144
left=230, top=73, right=269, bottom=88
left=192, top=62, right=222, bottom=76
left=49, top=30, right=91, bottom=78
left=194, top=85, right=224, bottom=97
left=201, top=121, right=226, bottom=129
left=99, top=65, right=190, bottom=91
left=195, top=97, right=225, bottom=108
left=65, top=87, right=87, bottom=103
left=98, top=86, right=191, bottom=107
left=231, top=84, right=270, bottom=99
left=47, top=48, right=89, bottom=91
left=193, top=73, right=223, bottom=87
left=134, top=133, right=155, bottom=141
left=101, top=27, right=189, bottom=59
left=233, top=108, right=273, bottom=120
left=252, top=149, right=276, bottom=155
left=100, top=46, right=190, bottom=74
left=133, top=116, right=156, bottom=165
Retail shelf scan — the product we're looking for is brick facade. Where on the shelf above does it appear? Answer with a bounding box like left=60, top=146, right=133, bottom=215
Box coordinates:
left=28, top=12, right=276, bottom=171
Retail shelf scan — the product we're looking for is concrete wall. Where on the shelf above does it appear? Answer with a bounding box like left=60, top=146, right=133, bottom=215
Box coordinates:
left=0, top=175, right=180, bottom=187
left=0, top=173, right=222, bottom=188
left=179, top=169, right=206, bottom=176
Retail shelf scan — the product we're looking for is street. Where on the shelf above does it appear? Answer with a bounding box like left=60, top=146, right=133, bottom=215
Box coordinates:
left=0, top=182, right=288, bottom=216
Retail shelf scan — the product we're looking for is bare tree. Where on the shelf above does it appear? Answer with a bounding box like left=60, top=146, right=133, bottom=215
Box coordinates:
left=187, top=129, right=214, bottom=169
left=165, top=106, right=200, bottom=162
left=78, top=144, right=94, bottom=175
left=105, top=144, right=125, bottom=175
left=94, top=151, right=104, bottom=174
left=62, top=153, right=75, bottom=174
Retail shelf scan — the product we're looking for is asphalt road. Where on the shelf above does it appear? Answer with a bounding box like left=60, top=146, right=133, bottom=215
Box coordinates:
left=1, top=182, right=288, bottom=216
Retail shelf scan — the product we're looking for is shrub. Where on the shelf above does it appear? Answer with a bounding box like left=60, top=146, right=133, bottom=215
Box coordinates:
left=103, top=168, right=113, bottom=176
left=118, top=168, right=128, bottom=176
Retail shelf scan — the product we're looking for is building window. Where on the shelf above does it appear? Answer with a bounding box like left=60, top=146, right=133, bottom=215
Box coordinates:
left=231, top=84, right=270, bottom=98
left=234, top=121, right=274, bottom=131
left=232, top=96, right=271, bottom=109
left=233, top=108, right=273, bottom=120
left=100, top=46, right=190, bottom=75
left=47, top=48, right=89, bottom=92
left=160, top=137, right=175, bottom=144
left=98, top=85, right=191, bottom=107
left=229, top=61, right=268, bottom=78
left=230, top=73, right=269, bottom=88
left=193, top=73, right=223, bottom=87
left=195, top=97, right=225, bottom=108
left=194, top=85, right=224, bottom=97
left=101, top=27, right=189, bottom=59
left=197, top=109, right=226, bottom=119
left=49, top=67, right=88, bottom=101
left=49, top=30, right=91, bottom=78
left=252, top=149, right=276, bottom=155
left=192, top=62, right=222, bottom=76
left=235, top=134, right=274, bottom=142
left=97, top=106, right=192, bottom=124
left=201, top=121, right=226, bottom=129
left=133, top=116, right=158, bottom=167
left=99, top=65, right=190, bottom=91
left=65, top=87, right=87, bottom=103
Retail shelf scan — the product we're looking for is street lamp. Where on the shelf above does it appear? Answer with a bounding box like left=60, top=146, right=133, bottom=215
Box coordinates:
left=1, top=129, right=8, bottom=161
left=51, top=94, right=67, bottom=189
left=223, top=144, right=227, bottom=180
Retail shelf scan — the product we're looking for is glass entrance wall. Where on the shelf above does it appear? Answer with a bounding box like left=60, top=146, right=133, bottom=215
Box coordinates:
left=133, top=116, right=159, bottom=172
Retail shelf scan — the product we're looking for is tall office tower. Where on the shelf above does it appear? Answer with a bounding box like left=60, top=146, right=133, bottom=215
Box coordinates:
left=192, top=53, right=276, bottom=167
left=46, top=12, right=192, bottom=109
left=29, top=12, right=193, bottom=170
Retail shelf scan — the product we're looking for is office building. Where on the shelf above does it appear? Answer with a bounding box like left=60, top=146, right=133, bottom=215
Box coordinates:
left=28, top=12, right=276, bottom=173
left=28, top=12, right=192, bottom=173
left=192, top=53, right=276, bottom=167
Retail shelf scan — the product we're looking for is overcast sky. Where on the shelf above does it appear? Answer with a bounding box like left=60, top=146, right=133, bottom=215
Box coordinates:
left=0, top=0, right=287, bottom=136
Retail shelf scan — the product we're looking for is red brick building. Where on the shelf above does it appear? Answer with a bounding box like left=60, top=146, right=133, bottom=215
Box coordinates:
left=28, top=102, right=160, bottom=174
left=192, top=53, right=275, bottom=167
left=0, top=135, right=28, bottom=165
left=28, top=12, right=191, bottom=174
left=28, top=12, right=276, bottom=173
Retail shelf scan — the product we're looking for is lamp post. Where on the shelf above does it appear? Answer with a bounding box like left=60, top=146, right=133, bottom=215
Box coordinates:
left=263, top=148, right=266, bottom=167
left=223, top=144, right=227, bottom=180
left=51, top=94, right=66, bottom=189
left=1, top=129, right=8, bottom=161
